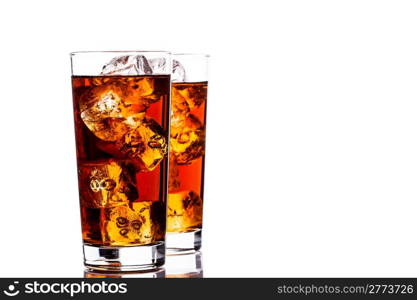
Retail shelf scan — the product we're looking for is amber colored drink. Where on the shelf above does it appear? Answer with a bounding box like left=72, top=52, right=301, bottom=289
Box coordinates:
left=167, top=81, right=208, bottom=233
left=72, top=75, right=170, bottom=247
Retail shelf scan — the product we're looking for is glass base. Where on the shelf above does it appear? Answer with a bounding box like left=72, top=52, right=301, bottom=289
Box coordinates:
left=166, top=229, right=202, bottom=254
left=83, top=242, right=165, bottom=271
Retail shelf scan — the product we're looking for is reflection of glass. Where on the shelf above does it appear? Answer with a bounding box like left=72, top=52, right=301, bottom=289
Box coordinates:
left=167, top=54, right=209, bottom=253
left=71, top=51, right=172, bottom=271
left=84, top=267, right=166, bottom=278
left=165, top=251, right=203, bottom=278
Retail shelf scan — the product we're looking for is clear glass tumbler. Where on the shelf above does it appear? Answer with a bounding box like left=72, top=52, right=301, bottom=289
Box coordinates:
left=166, top=54, right=209, bottom=252
left=70, top=51, right=171, bottom=271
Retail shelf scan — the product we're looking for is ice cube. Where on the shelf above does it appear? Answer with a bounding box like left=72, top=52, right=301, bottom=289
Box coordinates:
left=170, top=114, right=205, bottom=164
left=101, top=55, right=152, bottom=75
left=104, top=201, right=164, bottom=245
left=173, top=82, right=207, bottom=110
left=167, top=190, right=203, bottom=232
left=79, top=79, right=157, bottom=141
left=170, top=82, right=207, bottom=129
left=117, top=117, right=168, bottom=171
left=171, top=85, right=190, bottom=118
left=149, top=58, right=184, bottom=79
left=172, top=59, right=186, bottom=82
left=148, top=57, right=167, bottom=74
left=82, top=117, right=132, bottom=142
left=78, top=161, right=139, bottom=208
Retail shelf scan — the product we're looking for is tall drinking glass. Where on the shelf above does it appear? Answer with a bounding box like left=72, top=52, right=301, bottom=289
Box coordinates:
left=70, top=51, right=171, bottom=271
left=166, top=54, right=209, bottom=252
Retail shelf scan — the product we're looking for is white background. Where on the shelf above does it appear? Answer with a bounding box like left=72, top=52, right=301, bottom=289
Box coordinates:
left=0, top=0, right=416, bottom=277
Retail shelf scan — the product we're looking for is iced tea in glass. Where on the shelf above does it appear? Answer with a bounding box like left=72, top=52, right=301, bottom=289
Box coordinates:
left=167, top=54, right=209, bottom=252
left=71, top=51, right=171, bottom=271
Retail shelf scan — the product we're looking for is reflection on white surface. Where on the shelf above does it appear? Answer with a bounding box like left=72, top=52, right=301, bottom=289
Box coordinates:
left=165, top=251, right=203, bottom=278
left=84, top=267, right=166, bottom=278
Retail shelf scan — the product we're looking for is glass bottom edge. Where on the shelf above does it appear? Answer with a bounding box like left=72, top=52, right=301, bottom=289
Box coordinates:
left=83, top=242, right=165, bottom=272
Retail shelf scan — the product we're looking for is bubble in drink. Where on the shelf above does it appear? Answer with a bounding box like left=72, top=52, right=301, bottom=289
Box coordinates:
left=167, top=190, right=203, bottom=232
left=170, top=114, right=205, bottom=165
left=78, top=161, right=139, bottom=208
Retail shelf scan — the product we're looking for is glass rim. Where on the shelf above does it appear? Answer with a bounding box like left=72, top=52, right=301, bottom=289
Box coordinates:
left=173, top=53, right=210, bottom=58
left=70, top=50, right=172, bottom=56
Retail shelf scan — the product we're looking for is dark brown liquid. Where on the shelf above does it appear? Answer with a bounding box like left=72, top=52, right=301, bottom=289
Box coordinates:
left=167, top=82, right=208, bottom=232
left=72, top=75, right=170, bottom=246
